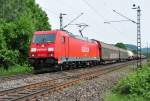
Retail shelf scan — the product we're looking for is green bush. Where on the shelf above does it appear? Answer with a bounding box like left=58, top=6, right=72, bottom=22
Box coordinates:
left=0, top=49, right=19, bottom=69
left=0, top=65, right=33, bottom=76
left=113, top=63, right=150, bottom=100
left=105, top=92, right=148, bottom=101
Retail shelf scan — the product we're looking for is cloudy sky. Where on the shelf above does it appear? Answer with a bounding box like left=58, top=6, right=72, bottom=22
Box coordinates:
left=36, top=0, right=149, bottom=47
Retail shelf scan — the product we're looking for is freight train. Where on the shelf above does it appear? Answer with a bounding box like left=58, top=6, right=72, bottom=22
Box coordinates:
left=28, top=30, right=136, bottom=72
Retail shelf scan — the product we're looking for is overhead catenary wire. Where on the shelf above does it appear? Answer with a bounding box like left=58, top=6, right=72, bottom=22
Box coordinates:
left=104, top=20, right=131, bottom=24
left=91, top=0, right=138, bottom=34
left=81, top=0, right=106, bottom=20
left=39, top=0, right=132, bottom=37
left=113, top=10, right=137, bottom=24
left=63, top=13, right=84, bottom=29
left=38, top=0, right=125, bottom=35
left=80, top=0, right=126, bottom=35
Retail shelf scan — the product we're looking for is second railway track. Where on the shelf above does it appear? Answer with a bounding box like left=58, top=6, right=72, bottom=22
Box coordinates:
left=0, top=60, right=138, bottom=101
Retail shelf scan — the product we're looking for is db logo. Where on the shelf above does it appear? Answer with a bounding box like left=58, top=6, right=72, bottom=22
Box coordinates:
left=81, top=47, right=89, bottom=52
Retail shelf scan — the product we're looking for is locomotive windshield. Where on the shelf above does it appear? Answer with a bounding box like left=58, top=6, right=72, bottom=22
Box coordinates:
left=33, top=34, right=56, bottom=43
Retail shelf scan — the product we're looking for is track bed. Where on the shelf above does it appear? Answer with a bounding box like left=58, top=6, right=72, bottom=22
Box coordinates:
left=0, top=60, right=142, bottom=101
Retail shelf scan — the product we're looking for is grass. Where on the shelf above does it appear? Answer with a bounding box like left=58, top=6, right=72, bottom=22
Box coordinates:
left=105, top=92, right=148, bottom=101
left=0, top=65, right=33, bottom=76
left=104, top=61, right=150, bottom=101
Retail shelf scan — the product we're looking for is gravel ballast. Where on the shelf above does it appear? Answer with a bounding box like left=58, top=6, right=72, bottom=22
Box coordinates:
left=41, top=64, right=136, bottom=101
left=0, top=62, right=137, bottom=101
left=0, top=72, right=70, bottom=91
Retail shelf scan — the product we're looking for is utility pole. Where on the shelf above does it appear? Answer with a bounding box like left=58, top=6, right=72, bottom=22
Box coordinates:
left=60, top=13, right=84, bottom=30
left=59, top=13, right=66, bottom=30
left=147, top=42, right=149, bottom=59
left=133, top=5, right=142, bottom=68
left=104, top=5, right=142, bottom=68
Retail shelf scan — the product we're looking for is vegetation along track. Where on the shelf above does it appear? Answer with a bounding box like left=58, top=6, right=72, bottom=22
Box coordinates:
left=0, top=60, right=139, bottom=101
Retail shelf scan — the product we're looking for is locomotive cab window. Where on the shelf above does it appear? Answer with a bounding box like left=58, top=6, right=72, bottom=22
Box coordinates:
left=33, top=34, right=56, bottom=43
left=61, top=36, right=65, bottom=44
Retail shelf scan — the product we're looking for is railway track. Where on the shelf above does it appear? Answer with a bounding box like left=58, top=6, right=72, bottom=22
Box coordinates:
left=0, top=61, right=138, bottom=101
left=0, top=74, right=33, bottom=83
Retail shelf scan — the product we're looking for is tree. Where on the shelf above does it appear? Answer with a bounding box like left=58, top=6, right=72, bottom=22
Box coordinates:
left=0, top=0, right=51, bottom=68
left=115, top=42, right=127, bottom=49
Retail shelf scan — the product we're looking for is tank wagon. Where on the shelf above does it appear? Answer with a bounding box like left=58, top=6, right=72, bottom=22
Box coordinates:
left=28, top=30, right=136, bottom=72
left=127, top=50, right=135, bottom=60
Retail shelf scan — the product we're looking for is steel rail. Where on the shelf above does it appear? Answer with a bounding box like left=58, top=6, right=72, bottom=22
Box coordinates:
left=0, top=60, right=139, bottom=101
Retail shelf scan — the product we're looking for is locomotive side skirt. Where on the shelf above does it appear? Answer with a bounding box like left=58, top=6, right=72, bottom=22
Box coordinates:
left=59, top=57, right=100, bottom=64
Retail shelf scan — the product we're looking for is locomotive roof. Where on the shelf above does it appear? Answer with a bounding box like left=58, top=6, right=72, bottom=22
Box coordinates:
left=34, top=30, right=96, bottom=43
left=62, top=30, right=96, bottom=43
left=34, top=30, right=58, bottom=34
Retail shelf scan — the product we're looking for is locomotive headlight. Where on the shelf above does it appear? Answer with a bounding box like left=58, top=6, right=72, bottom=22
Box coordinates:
left=31, top=54, right=35, bottom=57
left=31, top=48, right=36, bottom=52
left=48, top=47, right=54, bottom=52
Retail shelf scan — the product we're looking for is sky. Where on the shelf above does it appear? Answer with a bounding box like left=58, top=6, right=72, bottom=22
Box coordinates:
left=36, top=0, right=149, bottom=48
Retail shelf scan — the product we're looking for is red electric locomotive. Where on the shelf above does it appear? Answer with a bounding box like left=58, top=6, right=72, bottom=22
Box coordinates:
left=28, top=30, right=101, bottom=71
